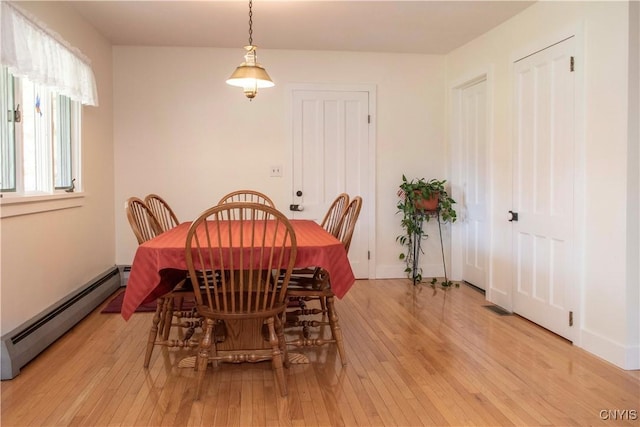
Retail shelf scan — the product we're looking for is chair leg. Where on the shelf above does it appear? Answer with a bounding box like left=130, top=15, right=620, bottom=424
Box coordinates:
left=162, top=298, right=174, bottom=340
left=164, top=295, right=187, bottom=340
left=194, top=318, right=215, bottom=400
left=326, top=296, right=347, bottom=366
left=144, top=297, right=165, bottom=368
left=157, top=297, right=170, bottom=341
left=267, top=317, right=287, bottom=397
left=275, top=314, right=289, bottom=369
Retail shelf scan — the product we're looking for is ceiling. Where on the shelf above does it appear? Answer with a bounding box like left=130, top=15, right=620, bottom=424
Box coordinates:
left=68, top=1, right=535, bottom=55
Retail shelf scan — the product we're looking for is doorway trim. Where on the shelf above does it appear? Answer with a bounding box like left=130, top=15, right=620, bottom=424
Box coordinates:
left=285, top=83, right=377, bottom=279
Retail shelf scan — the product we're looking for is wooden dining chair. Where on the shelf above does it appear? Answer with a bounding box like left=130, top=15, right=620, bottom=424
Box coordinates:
left=288, top=193, right=350, bottom=308
left=217, top=190, right=276, bottom=208
left=335, top=196, right=362, bottom=254
left=144, top=193, right=198, bottom=341
left=126, top=197, right=163, bottom=245
left=144, top=193, right=180, bottom=233
left=285, top=196, right=362, bottom=366
left=320, top=193, right=349, bottom=237
left=125, top=197, right=198, bottom=368
left=185, top=202, right=297, bottom=399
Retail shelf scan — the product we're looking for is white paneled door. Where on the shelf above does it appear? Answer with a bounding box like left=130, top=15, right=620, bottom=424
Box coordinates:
left=289, top=88, right=371, bottom=278
left=461, top=79, right=488, bottom=290
left=512, top=37, right=576, bottom=341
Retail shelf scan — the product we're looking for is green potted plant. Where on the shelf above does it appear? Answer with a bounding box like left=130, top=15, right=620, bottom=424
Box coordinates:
left=396, top=175, right=459, bottom=289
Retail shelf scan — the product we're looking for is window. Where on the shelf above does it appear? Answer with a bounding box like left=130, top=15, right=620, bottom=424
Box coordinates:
left=1, top=66, right=80, bottom=195
left=0, top=1, right=97, bottom=217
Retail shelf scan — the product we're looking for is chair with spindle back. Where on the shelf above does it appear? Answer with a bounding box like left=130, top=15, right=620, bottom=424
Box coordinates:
left=144, top=193, right=194, bottom=338
left=287, top=193, right=350, bottom=309
left=185, top=202, right=297, bottom=399
left=218, top=190, right=276, bottom=207
left=285, top=196, right=362, bottom=366
left=126, top=197, right=162, bottom=245
left=144, top=193, right=180, bottom=233
left=125, top=197, right=198, bottom=367
left=320, top=193, right=349, bottom=237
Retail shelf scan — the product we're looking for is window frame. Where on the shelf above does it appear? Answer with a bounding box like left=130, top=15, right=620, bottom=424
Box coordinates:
left=0, top=67, right=84, bottom=217
left=0, top=67, right=16, bottom=192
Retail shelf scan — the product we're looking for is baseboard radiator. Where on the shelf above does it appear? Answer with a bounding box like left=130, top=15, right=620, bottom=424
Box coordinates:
left=1, top=266, right=121, bottom=380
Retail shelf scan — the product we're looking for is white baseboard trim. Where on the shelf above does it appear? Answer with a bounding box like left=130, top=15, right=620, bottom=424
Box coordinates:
left=580, top=328, right=640, bottom=370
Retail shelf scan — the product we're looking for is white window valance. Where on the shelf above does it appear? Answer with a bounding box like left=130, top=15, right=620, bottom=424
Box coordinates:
left=1, top=1, right=98, bottom=106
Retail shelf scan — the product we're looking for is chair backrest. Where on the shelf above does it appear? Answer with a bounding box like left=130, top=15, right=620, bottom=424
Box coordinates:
left=218, top=190, right=276, bottom=208
left=320, top=193, right=349, bottom=237
left=126, top=197, right=162, bottom=244
left=336, top=196, right=362, bottom=254
left=185, top=202, right=297, bottom=318
left=144, top=193, right=180, bottom=232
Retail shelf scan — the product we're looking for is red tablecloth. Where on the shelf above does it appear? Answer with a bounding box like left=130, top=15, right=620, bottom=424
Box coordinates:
left=121, top=220, right=356, bottom=320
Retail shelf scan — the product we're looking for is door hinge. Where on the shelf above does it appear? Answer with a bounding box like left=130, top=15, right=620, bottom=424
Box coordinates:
left=570, top=56, right=575, bottom=72
left=367, top=251, right=370, bottom=260
left=367, top=115, right=370, bottom=124
left=569, top=310, right=574, bottom=326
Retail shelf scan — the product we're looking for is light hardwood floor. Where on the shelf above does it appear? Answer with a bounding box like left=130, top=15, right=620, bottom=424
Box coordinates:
left=1, top=279, right=638, bottom=426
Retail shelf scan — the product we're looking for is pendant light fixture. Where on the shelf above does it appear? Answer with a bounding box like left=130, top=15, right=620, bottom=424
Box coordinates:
left=226, top=0, right=274, bottom=100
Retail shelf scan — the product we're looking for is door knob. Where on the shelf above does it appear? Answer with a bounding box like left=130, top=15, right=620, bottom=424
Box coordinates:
left=508, top=210, right=519, bottom=222
left=296, top=190, right=303, bottom=197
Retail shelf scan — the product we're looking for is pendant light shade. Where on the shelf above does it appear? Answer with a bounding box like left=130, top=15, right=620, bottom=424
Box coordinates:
left=226, top=45, right=274, bottom=99
left=227, top=1, right=274, bottom=100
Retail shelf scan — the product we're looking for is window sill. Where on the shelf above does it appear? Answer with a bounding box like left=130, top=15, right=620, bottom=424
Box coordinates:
left=0, top=192, right=85, bottom=218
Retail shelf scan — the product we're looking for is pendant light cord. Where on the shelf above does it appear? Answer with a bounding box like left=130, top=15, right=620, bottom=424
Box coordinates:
left=248, top=0, right=253, bottom=46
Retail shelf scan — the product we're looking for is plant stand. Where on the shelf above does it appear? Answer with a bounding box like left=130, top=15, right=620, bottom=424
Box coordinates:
left=435, top=210, right=450, bottom=287
left=409, top=210, right=449, bottom=287
left=409, top=213, right=425, bottom=286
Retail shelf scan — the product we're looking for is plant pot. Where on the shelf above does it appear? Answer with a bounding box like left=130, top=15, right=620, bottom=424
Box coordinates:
left=413, top=191, right=438, bottom=211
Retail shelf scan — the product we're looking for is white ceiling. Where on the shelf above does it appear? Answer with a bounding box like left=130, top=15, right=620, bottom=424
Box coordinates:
left=67, top=1, right=535, bottom=54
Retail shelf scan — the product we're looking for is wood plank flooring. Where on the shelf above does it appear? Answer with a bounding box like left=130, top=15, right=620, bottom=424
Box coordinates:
left=2, top=279, right=638, bottom=426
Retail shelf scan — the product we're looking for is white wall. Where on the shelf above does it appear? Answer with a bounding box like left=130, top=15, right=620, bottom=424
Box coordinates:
left=446, top=1, right=638, bottom=369
left=0, top=2, right=114, bottom=335
left=113, top=47, right=447, bottom=279
left=626, top=0, right=640, bottom=370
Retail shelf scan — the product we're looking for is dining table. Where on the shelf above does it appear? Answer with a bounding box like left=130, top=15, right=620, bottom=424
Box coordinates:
left=121, top=219, right=356, bottom=321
